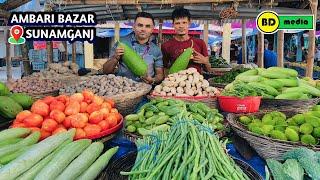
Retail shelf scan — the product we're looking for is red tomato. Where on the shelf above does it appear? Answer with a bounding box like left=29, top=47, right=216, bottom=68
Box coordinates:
left=74, top=128, right=86, bottom=140
left=84, top=124, right=101, bottom=137
left=24, top=114, right=44, bottom=127
left=16, top=110, right=32, bottom=123
left=42, top=119, right=58, bottom=132
left=40, top=129, right=51, bottom=140
left=42, top=96, right=55, bottom=105
left=98, top=120, right=109, bottom=131
left=52, top=127, right=67, bottom=135
left=50, top=100, right=65, bottom=112
left=31, top=100, right=49, bottom=117
left=49, top=110, right=66, bottom=123
left=89, top=111, right=104, bottom=124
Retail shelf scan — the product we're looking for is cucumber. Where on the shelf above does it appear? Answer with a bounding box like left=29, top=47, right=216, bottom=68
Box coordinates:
left=0, top=138, right=23, bottom=148
left=0, top=129, right=75, bottom=180
left=35, top=139, right=91, bottom=180
left=16, top=139, right=72, bottom=180
left=0, top=145, right=32, bottom=165
left=56, top=142, right=104, bottom=180
left=77, top=146, right=119, bottom=180
left=0, top=128, right=31, bottom=141
left=0, top=132, right=40, bottom=158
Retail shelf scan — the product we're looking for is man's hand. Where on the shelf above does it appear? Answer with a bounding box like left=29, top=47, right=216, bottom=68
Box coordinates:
left=141, top=76, right=154, bottom=84
left=114, top=46, right=125, bottom=60
left=192, top=50, right=209, bottom=66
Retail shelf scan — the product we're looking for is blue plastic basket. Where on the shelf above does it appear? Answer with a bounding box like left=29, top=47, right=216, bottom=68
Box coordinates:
left=32, top=62, right=47, bottom=71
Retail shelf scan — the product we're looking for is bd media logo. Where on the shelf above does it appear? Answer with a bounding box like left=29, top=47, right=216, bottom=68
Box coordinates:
left=256, top=11, right=280, bottom=34
left=8, top=25, right=26, bottom=45
left=257, top=11, right=314, bottom=34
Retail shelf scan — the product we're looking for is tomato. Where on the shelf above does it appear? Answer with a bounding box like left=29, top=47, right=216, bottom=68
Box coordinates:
left=105, top=99, right=115, bottom=108
left=16, top=110, right=32, bottom=123
left=29, top=127, right=41, bottom=133
left=98, top=120, right=109, bottom=131
left=106, top=115, right=118, bottom=128
left=64, top=101, right=80, bottom=116
left=82, top=90, right=95, bottom=103
left=50, top=100, right=65, bottom=112
left=101, top=102, right=112, bottom=110
left=110, top=108, right=118, bottom=113
left=11, top=123, right=26, bottom=128
left=63, top=116, right=72, bottom=128
left=56, top=95, right=68, bottom=104
left=31, top=100, right=49, bottom=117
left=49, top=109, right=66, bottom=123
left=74, top=128, right=86, bottom=140
left=40, top=129, right=51, bottom=140
left=80, top=102, right=88, bottom=113
left=86, top=103, right=101, bottom=114
left=42, top=118, right=58, bottom=132
left=52, top=127, right=67, bottom=135
left=84, top=124, right=101, bottom=137
left=24, top=114, right=43, bottom=127
left=89, top=111, right=104, bottom=124
left=70, top=113, right=88, bottom=128
left=100, top=108, right=110, bottom=119
left=70, top=93, right=84, bottom=103
left=42, top=96, right=55, bottom=105
left=92, top=96, right=104, bottom=106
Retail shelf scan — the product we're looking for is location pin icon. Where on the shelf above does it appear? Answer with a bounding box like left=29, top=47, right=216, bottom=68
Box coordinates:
left=10, top=25, right=24, bottom=42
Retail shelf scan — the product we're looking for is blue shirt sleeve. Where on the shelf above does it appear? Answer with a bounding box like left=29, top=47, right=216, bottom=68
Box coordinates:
left=154, top=47, right=164, bottom=68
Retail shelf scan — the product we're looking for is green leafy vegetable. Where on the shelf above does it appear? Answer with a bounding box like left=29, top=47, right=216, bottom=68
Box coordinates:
left=282, top=159, right=304, bottom=180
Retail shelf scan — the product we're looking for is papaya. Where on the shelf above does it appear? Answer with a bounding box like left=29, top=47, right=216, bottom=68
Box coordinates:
left=9, top=93, right=34, bottom=109
left=0, top=96, right=23, bottom=119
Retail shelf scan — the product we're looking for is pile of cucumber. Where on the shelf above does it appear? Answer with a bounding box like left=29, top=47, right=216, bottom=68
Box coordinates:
left=125, top=98, right=224, bottom=136
left=0, top=128, right=118, bottom=180
left=224, top=67, right=320, bottom=100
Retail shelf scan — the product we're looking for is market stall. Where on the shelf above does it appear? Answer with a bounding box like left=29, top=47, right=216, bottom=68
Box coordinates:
left=1, top=0, right=320, bottom=180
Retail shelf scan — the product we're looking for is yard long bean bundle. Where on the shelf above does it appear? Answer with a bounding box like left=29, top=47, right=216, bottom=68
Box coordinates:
left=121, top=115, right=250, bottom=180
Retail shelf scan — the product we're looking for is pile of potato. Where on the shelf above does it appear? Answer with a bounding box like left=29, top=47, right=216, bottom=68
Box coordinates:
left=11, top=78, right=63, bottom=94
left=153, top=68, right=220, bottom=97
left=60, top=74, right=149, bottom=96
left=30, top=62, right=79, bottom=79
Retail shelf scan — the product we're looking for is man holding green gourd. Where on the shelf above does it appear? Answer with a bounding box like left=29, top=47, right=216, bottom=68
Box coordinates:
left=161, top=7, right=211, bottom=74
left=103, top=12, right=164, bottom=85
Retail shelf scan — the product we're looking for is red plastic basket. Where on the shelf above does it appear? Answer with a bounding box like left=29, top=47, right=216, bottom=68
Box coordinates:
left=80, top=115, right=124, bottom=140
left=218, top=96, right=262, bottom=113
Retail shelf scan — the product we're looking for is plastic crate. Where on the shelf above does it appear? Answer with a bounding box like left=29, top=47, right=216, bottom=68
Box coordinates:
left=11, top=60, right=20, bottom=67
left=32, top=62, right=47, bottom=71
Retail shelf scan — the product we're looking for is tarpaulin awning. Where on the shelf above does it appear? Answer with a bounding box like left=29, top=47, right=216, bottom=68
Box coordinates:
left=96, top=29, right=133, bottom=38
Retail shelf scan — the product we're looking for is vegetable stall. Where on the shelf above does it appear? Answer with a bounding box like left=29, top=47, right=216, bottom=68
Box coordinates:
left=1, top=1, right=320, bottom=180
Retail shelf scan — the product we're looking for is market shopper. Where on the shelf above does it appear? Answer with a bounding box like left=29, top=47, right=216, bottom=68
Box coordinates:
left=103, top=12, right=164, bottom=85
left=161, top=7, right=210, bottom=74
left=263, top=39, right=277, bottom=68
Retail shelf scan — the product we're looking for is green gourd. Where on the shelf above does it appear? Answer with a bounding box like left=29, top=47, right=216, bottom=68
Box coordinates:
left=169, top=48, right=193, bottom=74
left=119, top=42, right=148, bottom=76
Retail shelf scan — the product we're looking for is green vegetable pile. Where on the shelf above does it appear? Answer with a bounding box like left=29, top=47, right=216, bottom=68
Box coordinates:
left=224, top=67, right=320, bottom=99
left=125, top=98, right=224, bottom=136
left=121, top=117, right=249, bottom=180
left=209, top=56, right=231, bottom=68
left=211, top=68, right=250, bottom=84
left=0, top=82, right=34, bottom=120
left=267, top=147, right=320, bottom=180
left=240, top=106, right=320, bottom=145
left=221, top=81, right=268, bottom=98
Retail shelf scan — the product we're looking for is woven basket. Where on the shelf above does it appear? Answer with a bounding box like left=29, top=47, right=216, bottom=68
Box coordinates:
left=148, top=94, right=218, bottom=109
left=108, top=84, right=152, bottom=116
left=27, top=89, right=60, bottom=101
left=97, top=151, right=263, bottom=180
left=260, top=98, right=320, bottom=113
left=227, top=111, right=320, bottom=160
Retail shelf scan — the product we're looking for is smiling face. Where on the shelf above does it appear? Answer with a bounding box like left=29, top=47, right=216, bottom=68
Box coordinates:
left=133, top=17, right=154, bottom=41
left=173, top=17, right=190, bottom=36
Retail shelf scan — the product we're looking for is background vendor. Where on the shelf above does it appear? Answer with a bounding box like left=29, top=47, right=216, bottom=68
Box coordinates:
left=161, top=7, right=210, bottom=74
left=103, top=12, right=164, bottom=85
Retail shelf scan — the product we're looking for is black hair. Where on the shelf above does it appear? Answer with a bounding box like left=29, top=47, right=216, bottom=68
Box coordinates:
left=134, top=12, right=155, bottom=25
left=171, top=7, right=191, bottom=22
